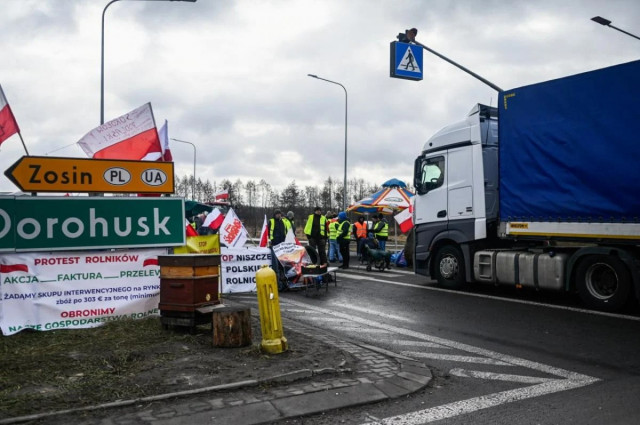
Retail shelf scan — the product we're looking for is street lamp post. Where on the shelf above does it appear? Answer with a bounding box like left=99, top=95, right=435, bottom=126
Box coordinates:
left=307, top=74, right=348, bottom=210
left=591, top=16, right=640, bottom=41
left=101, top=0, right=197, bottom=125
left=171, top=138, right=197, bottom=200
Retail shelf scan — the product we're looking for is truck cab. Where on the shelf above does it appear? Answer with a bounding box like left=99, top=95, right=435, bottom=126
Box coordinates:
left=413, top=104, right=499, bottom=282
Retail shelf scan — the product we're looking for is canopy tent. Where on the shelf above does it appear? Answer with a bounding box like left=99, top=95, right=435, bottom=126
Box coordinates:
left=184, top=200, right=213, bottom=218
left=346, top=178, right=414, bottom=215
left=346, top=179, right=414, bottom=251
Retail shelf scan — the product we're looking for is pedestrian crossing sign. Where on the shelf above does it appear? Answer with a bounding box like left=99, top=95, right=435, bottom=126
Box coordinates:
left=390, top=41, right=423, bottom=81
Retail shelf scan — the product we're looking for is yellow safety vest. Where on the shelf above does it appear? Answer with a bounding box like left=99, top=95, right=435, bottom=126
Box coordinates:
left=374, top=221, right=389, bottom=238
left=328, top=220, right=339, bottom=240
left=337, top=220, right=351, bottom=241
left=304, top=214, right=327, bottom=237
left=269, top=217, right=291, bottom=240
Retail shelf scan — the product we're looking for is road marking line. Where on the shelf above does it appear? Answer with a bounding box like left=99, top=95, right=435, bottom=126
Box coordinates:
left=329, top=302, right=414, bottom=323
left=449, top=368, right=554, bottom=383
left=401, top=352, right=514, bottom=366
left=391, top=340, right=447, bottom=348
left=338, top=272, right=640, bottom=322
left=275, top=298, right=600, bottom=424
left=361, top=377, right=598, bottom=425
left=341, top=327, right=393, bottom=334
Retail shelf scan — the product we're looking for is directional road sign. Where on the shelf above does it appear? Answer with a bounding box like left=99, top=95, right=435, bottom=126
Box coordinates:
left=4, top=156, right=174, bottom=194
left=390, top=41, right=423, bottom=81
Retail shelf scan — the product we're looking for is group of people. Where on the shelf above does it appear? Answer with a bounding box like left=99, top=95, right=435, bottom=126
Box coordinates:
left=266, top=207, right=389, bottom=270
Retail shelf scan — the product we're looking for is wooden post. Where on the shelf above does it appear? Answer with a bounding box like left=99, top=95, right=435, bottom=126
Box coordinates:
left=213, top=306, right=252, bottom=347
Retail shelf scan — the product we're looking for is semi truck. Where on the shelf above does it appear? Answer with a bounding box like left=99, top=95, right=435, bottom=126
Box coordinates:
left=412, top=59, right=640, bottom=312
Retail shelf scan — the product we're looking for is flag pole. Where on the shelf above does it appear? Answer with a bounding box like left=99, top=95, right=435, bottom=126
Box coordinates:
left=17, top=132, right=29, bottom=155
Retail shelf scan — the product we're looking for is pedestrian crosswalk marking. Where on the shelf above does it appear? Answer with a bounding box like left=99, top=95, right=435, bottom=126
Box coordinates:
left=449, top=368, right=554, bottom=384
left=401, top=352, right=514, bottom=366
left=330, top=302, right=414, bottom=322
left=391, top=340, right=445, bottom=348
left=233, top=295, right=599, bottom=423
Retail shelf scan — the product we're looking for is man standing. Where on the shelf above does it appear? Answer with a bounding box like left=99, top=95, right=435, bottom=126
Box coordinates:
left=353, top=216, right=368, bottom=259
left=286, top=211, right=296, bottom=235
left=327, top=213, right=343, bottom=263
left=304, top=206, right=328, bottom=265
left=373, top=213, right=389, bottom=251
left=336, top=211, right=351, bottom=269
left=268, top=210, right=291, bottom=247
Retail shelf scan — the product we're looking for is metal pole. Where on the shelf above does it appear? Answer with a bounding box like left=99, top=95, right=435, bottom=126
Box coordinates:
left=101, top=0, right=198, bottom=125
left=171, top=138, right=196, bottom=200
left=307, top=74, right=348, bottom=210
left=101, top=0, right=120, bottom=125
left=411, top=40, right=503, bottom=92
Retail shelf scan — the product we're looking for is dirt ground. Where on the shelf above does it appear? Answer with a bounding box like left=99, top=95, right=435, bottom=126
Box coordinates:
left=0, top=304, right=354, bottom=420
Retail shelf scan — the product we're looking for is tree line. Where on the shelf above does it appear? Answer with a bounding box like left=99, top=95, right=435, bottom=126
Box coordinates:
left=174, top=175, right=414, bottom=235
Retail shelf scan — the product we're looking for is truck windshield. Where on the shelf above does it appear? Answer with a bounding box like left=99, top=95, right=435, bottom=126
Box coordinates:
left=416, top=156, right=444, bottom=194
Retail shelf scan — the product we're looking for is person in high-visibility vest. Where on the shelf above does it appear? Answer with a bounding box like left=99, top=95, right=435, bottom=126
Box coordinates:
left=353, top=216, right=368, bottom=259
left=267, top=210, right=291, bottom=246
left=304, top=206, right=328, bottom=265
left=327, top=213, right=343, bottom=263
left=336, top=211, right=351, bottom=269
left=373, top=213, right=389, bottom=251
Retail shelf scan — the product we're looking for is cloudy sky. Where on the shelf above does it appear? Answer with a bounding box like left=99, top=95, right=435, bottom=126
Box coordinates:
left=1, top=0, right=638, bottom=198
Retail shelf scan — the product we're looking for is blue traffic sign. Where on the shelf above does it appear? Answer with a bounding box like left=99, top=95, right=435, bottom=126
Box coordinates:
left=390, top=41, right=423, bottom=81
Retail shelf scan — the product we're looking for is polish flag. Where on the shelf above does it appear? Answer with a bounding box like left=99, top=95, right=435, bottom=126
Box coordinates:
left=203, top=208, right=224, bottom=230
left=258, top=215, right=269, bottom=247
left=185, top=219, right=198, bottom=237
left=0, top=85, right=20, bottom=145
left=285, top=228, right=301, bottom=245
left=394, top=207, right=414, bottom=234
left=219, top=208, right=248, bottom=248
left=77, top=103, right=162, bottom=161
left=214, top=190, right=229, bottom=201
left=158, top=119, right=172, bottom=161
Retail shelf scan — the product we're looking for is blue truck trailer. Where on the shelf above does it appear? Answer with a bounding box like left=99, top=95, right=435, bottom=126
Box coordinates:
left=412, top=59, right=640, bottom=312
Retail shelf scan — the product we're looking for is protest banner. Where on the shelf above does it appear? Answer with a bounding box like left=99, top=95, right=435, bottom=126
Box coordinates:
left=173, top=234, right=220, bottom=254
left=0, top=248, right=165, bottom=335
left=220, top=247, right=272, bottom=293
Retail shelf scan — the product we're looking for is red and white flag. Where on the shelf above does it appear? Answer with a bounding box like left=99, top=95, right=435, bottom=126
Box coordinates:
left=158, top=119, right=172, bottom=161
left=219, top=208, right=248, bottom=248
left=258, top=215, right=269, bottom=247
left=77, top=103, right=162, bottom=160
left=0, top=85, right=20, bottom=145
left=285, top=228, right=301, bottom=245
left=214, top=190, right=229, bottom=201
left=185, top=219, right=198, bottom=237
left=202, top=208, right=224, bottom=230
left=394, top=206, right=414, bottom=234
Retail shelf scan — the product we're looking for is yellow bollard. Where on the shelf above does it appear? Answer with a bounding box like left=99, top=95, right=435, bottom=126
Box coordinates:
left=255, top=265, right=288, bottom=354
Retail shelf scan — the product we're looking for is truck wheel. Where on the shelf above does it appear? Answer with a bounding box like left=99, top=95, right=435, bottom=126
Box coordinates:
left=434, top=245, right=466, bottom=289
left=576, top=255, right=631, bottom=312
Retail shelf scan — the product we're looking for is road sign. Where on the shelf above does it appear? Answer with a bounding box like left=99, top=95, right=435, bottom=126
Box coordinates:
left=4, top=156, right=174, bottom=194
left=390, top=41, right=423, bottom=81
left=0, top=196, right=185, bottom=251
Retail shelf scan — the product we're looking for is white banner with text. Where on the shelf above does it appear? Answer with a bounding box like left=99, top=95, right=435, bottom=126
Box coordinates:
left=220, top=247, right=272, bottom=293
left=0, top=249, right=166, bottom=336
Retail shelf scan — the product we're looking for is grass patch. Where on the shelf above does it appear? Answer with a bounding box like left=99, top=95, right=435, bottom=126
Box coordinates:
left=0, top=317, right=209, bottom=418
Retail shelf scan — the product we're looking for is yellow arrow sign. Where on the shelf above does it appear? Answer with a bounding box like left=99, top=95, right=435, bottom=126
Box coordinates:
left=4, top=156, right=174, bottom=194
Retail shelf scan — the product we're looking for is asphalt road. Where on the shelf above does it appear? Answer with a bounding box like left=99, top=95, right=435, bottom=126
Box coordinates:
left=273, top=265, right=640, bottom=424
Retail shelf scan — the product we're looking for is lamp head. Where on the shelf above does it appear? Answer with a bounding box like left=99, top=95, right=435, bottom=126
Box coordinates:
left=591, top=16, right=611, bottom=26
